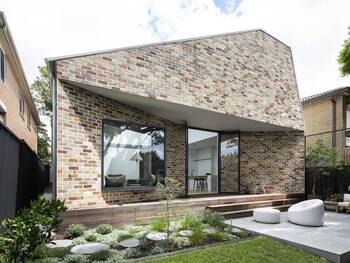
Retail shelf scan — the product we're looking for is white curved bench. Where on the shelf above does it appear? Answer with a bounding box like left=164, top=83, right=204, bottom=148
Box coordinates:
left=288, top=199, right=325, bottom=227
left=253, top=208, right=280, bottom=224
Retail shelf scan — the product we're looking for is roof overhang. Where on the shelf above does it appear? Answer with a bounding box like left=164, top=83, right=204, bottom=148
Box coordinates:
left=302, top=87, right=350, bottom=105
left=63, top=80, right=299, bottom=132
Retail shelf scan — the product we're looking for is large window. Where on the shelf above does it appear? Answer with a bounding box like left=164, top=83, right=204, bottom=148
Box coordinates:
left=102, top=119, right=165, bottom=190
left=187, top=128, right=218, bottom=195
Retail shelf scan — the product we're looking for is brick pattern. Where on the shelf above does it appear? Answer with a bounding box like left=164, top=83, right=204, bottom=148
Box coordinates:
left=54, top=30, right=305, bottom=210
left=56, top=30, right=303, bottom=131
left=56, top=83, right=186, bottom=209
left=240, top=131, right=305, bottom=194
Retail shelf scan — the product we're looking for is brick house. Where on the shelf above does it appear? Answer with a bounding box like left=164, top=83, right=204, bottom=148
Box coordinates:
left=48, top=29, right=305, bottom=211
left=302, top=87, right=350, bottom=162
left=0, top=12, right=40, bottom=151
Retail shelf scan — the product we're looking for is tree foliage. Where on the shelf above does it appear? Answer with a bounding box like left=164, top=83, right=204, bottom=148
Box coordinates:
left=306, top=139, right=337, bottom=168
left=30, top=62, right=51, bottom=163
left=338, top=27, right=350, bottom=77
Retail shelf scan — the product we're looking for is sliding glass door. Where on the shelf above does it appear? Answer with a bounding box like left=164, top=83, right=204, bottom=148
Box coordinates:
left=187, top=128, right=218, bottom=195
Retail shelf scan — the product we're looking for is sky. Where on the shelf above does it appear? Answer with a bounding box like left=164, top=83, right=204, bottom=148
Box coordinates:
left=1, top=0, right=350, bottom=100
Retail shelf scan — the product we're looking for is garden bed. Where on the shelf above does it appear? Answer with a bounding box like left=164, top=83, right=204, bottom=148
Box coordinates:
left=29, top=210, right=252, bottom=263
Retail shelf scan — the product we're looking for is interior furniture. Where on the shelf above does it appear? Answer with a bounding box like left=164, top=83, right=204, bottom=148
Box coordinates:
left=325, top=194, right=350, bottom=213
left=192, top=175, right=208, bottom=191
left=288, top=199, right=325, bottom=227
left=105, top=174, right=126, bottom=187
left=253, top=207, right=281, bottom=224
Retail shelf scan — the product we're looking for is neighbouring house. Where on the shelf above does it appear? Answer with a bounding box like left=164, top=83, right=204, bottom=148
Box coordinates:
left=302, top=87, right=350, bottom=162
left=0, top=12, right=40, bottom=151
left=48, top=29, right=305, bottom=212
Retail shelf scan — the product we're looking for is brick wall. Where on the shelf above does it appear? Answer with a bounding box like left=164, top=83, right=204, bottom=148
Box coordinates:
left=56, top=30, right=303, bottom=131
left=240, top=131, right=305, bottom=194
left=56, top=83, right=186, bottom=209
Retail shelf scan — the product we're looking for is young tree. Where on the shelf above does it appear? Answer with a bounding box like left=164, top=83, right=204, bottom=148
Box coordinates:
left=157, top=177, right=183, bottom=240
left=338, top=27, right=350, bottom=77
left=30, top=62, right=51, bottom=163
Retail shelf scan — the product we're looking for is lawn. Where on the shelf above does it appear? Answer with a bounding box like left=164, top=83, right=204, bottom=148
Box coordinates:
left=142, top=236, right=327, bottom=263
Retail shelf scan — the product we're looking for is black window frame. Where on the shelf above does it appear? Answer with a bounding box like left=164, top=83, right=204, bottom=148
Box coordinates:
left=101, top=118, right=167, bottom=192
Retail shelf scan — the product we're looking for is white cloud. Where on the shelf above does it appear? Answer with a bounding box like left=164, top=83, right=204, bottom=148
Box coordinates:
left=1, top=0, right=349, bottom=100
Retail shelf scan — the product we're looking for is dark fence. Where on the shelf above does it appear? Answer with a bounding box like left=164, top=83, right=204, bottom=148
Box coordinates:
left=0, top=122, right=49, bottom=220
left=305, top=166, right=350, bottom=200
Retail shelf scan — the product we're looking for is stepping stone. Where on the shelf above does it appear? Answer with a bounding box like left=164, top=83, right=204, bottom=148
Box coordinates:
left=146, top=232, right=167, bottom=241
left=70, top=243, right=110, bottom=255
left=203, top=228, right=216, bottom=235
left=178, top=230, right=193, bottom=237
left=231, top=228, right=243, bottom=234
left=47, top=239, right=73, bottom=248
left=119, top=238, right=140, bottom=248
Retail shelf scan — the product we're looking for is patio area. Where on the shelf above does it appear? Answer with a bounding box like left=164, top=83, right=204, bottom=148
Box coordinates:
left=226, top=212, right=350, bottom=263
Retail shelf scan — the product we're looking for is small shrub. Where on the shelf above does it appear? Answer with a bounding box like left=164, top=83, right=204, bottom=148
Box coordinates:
left=170, top=235, right=190, bottom=249
left=123, top=248, right=141, bottom=259
left=89, top=249, right=114, bottom=261
left=180, top=212, right=202, bottom=230
left=190, top=225, right=204, bottom=246
left=149, top=246, right=166, bottom=255
left=62, top=254, right=87, bottom=263
left=151, top=218, right=167, bottom=232
left=95, top=224, right=113, bottom=235
left=238, top=229, right=250, bottom=238
left=201, top=209, right=226, bottom=230
left=72, top=237, right=88, bottom=245
left=212, top=231, right=224, bottom=241
left=46, top=247, right=71, bottom=258
left=0, top=198, right=66, bottom=263
left=32, top=245, right=48, bottom=259
left=116, top=232, right=134, bottom=242
left=65, top=224, right=86, bottom=239
left=84, top=232, right=97, bottom=242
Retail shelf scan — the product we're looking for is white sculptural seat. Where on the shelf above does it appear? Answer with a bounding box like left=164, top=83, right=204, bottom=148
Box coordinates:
left=253, top=207, right=281, bottom=224
left=288, top=199, right=325, bottom=227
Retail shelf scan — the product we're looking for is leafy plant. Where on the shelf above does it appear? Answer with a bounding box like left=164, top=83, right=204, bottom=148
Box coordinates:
left=201, top=209, right=226, bottom=230
left=150, top=246, right=166, bottom=255
left=180, top=212, right=202, bottom=230
left=95, top=224, right=113, bottom=235
left=116, top=232, right=133, bottom=242
left=84, top=232, right=97, bottom=242
left=65, top=224, right=86, bottom=239
left=62, top=254, right=87, bottom=263
left=123, top=248, right=141, bottom=259
left=0, top=198, right=66, bottom=263
left=190, top=225, right=205, bottom=246
left=150, top=217, right=167, bottom=232
left=89, top=249, right=115, bottom=261
left=169, top=235, right=190, bottom=249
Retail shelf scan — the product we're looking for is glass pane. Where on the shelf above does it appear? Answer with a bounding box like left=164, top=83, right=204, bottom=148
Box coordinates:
left=188, top=129, right=218, bottom=195
left=220, top=133, right=239, bottom=193
left=103, top=121, right=165, bottom=189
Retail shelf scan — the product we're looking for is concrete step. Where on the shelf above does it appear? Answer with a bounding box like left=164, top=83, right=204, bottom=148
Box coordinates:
left=207, top=198, right=301, bottom=212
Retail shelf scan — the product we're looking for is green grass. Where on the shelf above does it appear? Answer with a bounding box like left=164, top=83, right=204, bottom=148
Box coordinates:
left=142, top=237, right=327, bottom=263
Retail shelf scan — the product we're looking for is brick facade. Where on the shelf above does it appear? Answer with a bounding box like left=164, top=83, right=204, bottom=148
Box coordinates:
left=56, top=83, right=186, bottom=209
left=56, top=30, right=303, bottom=131
left=240, top=131, right=305, bottom=194
left=51, top=29, right=305, bottom=210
